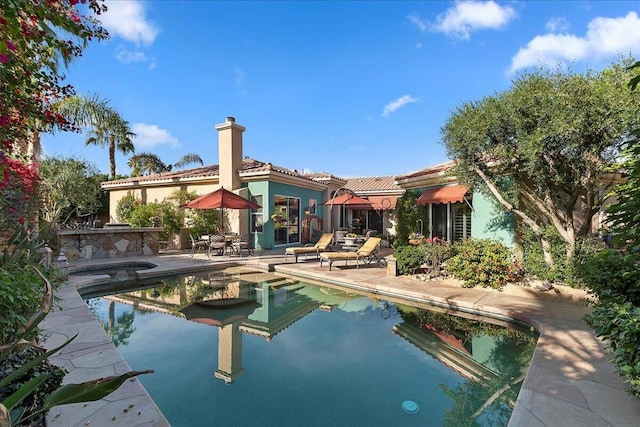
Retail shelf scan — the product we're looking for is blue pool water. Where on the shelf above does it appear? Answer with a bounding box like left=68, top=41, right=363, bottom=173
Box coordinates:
left=84, top=266, right=536, bottom=426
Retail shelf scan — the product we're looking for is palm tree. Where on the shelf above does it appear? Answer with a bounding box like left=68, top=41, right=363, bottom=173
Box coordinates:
left=128, top=152, right=204, bottom=176
left=53, top=94, right=136, bottom=179
left=85, top=112, right=136, bottom=179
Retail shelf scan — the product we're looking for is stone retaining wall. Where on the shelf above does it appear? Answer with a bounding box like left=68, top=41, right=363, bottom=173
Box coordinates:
left=57, top=227, right=164, bottom=261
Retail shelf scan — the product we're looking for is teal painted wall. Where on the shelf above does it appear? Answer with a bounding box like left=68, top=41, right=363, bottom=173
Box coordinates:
left=247, top=181, right=324, bottom=249
left=470, top=187, right=515, bottom=248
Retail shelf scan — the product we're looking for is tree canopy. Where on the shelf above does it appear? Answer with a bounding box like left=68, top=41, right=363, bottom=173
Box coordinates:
left=441, top=60, right=640, bottom=266
left=128, top=152, right=204, bottom=176
left=39, top=155, right=105, bottom=227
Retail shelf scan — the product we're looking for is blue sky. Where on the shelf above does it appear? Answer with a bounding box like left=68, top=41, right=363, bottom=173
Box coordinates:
left=41, top=1, right=640, bottom=178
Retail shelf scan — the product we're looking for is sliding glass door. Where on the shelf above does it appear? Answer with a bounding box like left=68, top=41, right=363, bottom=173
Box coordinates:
left=273, top=195, right=300, bottom=245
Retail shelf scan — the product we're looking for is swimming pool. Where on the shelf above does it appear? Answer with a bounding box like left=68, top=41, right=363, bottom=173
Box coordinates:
left=84, top=266, right=537, bottom=426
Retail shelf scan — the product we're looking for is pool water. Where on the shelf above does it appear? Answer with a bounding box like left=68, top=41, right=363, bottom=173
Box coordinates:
left=85, top=266, right=537, bottom=427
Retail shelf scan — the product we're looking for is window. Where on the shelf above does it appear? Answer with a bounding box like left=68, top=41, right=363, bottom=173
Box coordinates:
left=453, top=202, right=472, bottom=241
left=251, top=195, right=263, bottom=234
left=273, top=195, right=300, bottom=245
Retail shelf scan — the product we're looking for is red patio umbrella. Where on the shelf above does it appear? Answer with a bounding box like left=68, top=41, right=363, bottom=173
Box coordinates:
left=323, top=193, right=372, bottom=208
left=181, top=187, right=261, bottom=234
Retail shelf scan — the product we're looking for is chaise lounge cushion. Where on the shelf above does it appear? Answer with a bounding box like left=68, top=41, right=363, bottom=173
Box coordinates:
left=285, top=233, right=334, bottom=262
left=319, top=237, right=382, bottom=270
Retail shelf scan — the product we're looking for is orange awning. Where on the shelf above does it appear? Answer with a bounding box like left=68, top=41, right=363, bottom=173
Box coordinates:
left=365, top=195, right=398, bottom=210
left=417, top=185, right=468, bottom=205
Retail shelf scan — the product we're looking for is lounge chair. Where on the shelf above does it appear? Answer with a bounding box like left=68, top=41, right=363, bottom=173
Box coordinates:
left=285, top=233, right=334, bottom=263
left=319, top=237, right=383, bottom=271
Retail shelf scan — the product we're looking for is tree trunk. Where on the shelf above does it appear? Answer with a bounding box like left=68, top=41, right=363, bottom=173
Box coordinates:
left=565, top=220, right=576, bottom=261
left=109, top=136, right=116, bottom=179
left=541, top=235, right=555, bottom=268
left=474, top=167, right=555, bottom=268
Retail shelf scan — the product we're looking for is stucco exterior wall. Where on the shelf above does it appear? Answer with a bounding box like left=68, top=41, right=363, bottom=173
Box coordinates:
left=470, top=188, right=515, bottom=248
left=107, top=183, right=221, bottom=222
left=247, top=181, right=324, bottom=249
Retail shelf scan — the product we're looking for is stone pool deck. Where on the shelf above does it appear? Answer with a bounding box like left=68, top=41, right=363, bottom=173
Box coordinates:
left=41, top=251, right=640, bottom=426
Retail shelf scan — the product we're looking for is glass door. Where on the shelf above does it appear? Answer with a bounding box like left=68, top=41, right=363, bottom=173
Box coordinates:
left=273, top=196, right=300, bottom=245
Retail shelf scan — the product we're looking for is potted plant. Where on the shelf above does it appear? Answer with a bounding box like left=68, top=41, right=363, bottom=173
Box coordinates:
left=344, top=233, right=357, bottom=246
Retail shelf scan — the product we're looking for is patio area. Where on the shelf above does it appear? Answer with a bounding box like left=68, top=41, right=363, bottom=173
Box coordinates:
left=41, top=250, right=640, bottom=426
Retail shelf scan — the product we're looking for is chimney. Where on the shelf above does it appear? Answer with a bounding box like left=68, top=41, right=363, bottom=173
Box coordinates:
left=215, top=116, right=245, bottom=190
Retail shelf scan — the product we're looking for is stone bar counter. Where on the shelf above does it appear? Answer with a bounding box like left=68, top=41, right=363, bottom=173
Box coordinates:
left=57, top=225, right=164, bottom=261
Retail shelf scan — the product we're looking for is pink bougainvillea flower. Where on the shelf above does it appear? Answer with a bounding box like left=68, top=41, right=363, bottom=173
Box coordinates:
left=0, top=53, right=8, bottom=63
left=8, top=207, right=15, bottom=214
left=5, top=40, right=16, bottom=51
left=18, top=217, right=25, bottom=224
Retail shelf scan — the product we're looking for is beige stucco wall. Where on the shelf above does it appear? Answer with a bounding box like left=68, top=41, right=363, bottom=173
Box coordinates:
left=108, top=183, right=221, bottom=222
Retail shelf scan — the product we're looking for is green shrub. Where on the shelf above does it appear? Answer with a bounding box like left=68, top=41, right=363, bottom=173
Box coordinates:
left=0, top=266, right=46, bottom=344
left=577, top=250, right=640, bottom=304
left=521, top=226, right=604, bottom=287
left=392, top=190, right=429, bottom=250
left=115, top=192, right=140, bottom=223
left=188, top=209, right=223, bottom=236
left=394, top=245, right=425, bottom=275
left=584, top=300, right=640, bottom=397
left=127, top=202, right=161, bottom=227
left=446, top=239, right=522, bottom=289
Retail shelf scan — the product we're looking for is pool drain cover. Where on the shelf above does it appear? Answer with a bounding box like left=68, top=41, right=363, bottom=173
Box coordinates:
left=402, top=400, right=419, bottom=413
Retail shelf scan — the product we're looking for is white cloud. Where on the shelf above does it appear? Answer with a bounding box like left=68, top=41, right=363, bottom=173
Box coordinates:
left=101, top=1, right=158, bottom=46
left=408, top=13, right=428, bottom=33
left=433, top=1, right=517, bottom=40
left=382, top=95, right=418, bottom=118
left=115, top=46, right=157, bottom=69
left=131, top=123, right=179, bottom=148
left=546, top=17, right=570, bottom=33
left=115, top=46, right=147, bottom=63
left=509, top=12, right=640, bottom=73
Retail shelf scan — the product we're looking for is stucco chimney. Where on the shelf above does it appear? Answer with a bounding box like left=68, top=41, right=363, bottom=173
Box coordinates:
left=215, top=116, right=245, bottom=190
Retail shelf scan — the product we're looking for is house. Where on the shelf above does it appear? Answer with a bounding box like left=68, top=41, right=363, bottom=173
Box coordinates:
left=394, top=161, right=515, bottom=247
left=101, top=116, right=521, bottom=250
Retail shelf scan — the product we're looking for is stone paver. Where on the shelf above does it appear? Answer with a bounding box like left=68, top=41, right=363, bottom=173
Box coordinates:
left=41, top=251, right=640, bottom=426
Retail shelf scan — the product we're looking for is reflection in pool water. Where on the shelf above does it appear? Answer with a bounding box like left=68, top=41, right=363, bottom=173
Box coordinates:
left=85, top=266, right=537, bottom=427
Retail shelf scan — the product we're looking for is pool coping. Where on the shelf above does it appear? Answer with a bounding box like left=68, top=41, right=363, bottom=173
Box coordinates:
left=41, top=252, right=640, bottom=426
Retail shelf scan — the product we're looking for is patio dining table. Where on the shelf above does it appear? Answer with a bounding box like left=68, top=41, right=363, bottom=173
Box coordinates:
left=200, top=234, right=240, bottom=256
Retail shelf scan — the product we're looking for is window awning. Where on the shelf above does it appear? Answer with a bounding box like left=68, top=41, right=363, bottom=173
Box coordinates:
left=365, top=195, right=398, bottom=210
left=417, top=185, right=468, bottom=205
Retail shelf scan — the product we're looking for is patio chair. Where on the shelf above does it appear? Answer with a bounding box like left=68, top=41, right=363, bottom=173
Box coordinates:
left=319, top=237, right=383, bottom=271
left=189, top=234, right=209, bottom=258
left=232, top=233, right=254, bottom=257
left=285, top=233, right=334, bottom=263
left=208, top=234, right=226, bottom=256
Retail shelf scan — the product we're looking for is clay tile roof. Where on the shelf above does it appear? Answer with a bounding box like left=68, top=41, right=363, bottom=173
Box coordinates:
left=344, top=176, right=402, bottom=193
left=103, top=157, right=321, bottom=187
left=103, top=164, right=220, bottom=185
left=394, top=161, right=457, bottom=181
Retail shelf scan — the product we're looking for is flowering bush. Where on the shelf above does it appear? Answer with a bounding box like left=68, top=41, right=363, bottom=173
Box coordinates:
left=446, top=239, right=523, bottom=289
left=0, top=155, right=39, bottom=243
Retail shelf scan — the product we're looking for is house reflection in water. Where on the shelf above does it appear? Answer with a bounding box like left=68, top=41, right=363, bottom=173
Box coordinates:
left=97, top=267, right=534, bottom=395
left=392, top=322, right=500, bottom=382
